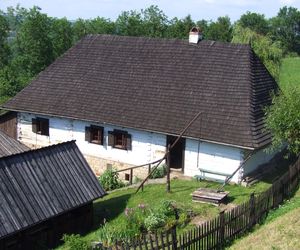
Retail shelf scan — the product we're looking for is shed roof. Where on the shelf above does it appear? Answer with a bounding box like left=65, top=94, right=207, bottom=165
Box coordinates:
left=2, top=35, right=278, bottom=149
left=0, top=141, right=106, bottom=239
left=0, top=130, right=29, bottom=157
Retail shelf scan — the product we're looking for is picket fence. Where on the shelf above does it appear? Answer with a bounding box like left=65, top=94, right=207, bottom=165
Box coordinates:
left=94, top=155, right=300, bottom=250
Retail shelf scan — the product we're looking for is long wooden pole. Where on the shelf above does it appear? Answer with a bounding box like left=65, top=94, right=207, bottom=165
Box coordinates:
left=136, top=111, right=202, bottom=193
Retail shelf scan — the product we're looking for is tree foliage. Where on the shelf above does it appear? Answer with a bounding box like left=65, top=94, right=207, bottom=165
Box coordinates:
left=205, top=16, right=232, bottom=42
left=239, top=11, right=269, bottom=35
left=0, top=13, right=10, bottom=68
left=232, top=24, right=283, bottom=79
left=16, top=6, right=54, bottom=76
left=265, top=86, right=300, bottom=155
left=269, top=6, right=300, bottom=55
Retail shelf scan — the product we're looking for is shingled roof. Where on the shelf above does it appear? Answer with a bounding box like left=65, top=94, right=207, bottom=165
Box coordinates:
left=0, top=141, right=106, bottom=239
left=2, top=35, right=278, bottom=149
left=0, top=130, right=29, bottom=157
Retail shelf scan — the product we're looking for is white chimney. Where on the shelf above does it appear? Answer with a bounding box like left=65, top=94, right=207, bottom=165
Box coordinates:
left=189, top=27, right=203, bottom=44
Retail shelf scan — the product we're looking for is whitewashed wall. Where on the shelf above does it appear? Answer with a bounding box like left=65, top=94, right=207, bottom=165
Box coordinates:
left=17, top=112, right=272, bottom=183
left=17, top=112, right=166, bottom=166
left=184, top=139, right=243, bottom=183
left=243, top=147, right=277, bottom=176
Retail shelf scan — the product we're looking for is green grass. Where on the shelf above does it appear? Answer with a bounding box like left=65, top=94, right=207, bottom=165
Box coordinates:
left=56, top=179, right=270, bottom=249
left=227, top=187, right=300, bottom=250
left=279, top=57, right=300, bottom=89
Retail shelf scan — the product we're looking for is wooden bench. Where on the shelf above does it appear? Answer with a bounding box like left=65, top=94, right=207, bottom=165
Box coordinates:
left=195, top=168, right=232, bottom=184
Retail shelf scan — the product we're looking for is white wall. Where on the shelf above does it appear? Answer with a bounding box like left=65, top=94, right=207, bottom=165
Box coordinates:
left=18, top=112, right=272, bottom=183
left=17, top=112, right=166, bottom=166
left=184, top=139, right=243, bottom=183
left=243, top=147, right=278, bottom=176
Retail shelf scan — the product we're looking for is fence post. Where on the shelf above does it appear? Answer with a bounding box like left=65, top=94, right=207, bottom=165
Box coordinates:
left=129, top=169, right=133, bottom=185
left=171, top=226, right=177, bottom=250
left=219, top=210, right=225, bottom=248
left=148, top=164, right=151, bottom=175
left=249, top=192, right=256, bottom=226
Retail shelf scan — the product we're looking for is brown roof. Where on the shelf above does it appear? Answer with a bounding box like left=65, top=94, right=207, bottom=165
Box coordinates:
left=0, top=141, right=106, bottom=239
left=2, top=35, right=278, bottom=149
left=0, top=130, right=29, bottom=157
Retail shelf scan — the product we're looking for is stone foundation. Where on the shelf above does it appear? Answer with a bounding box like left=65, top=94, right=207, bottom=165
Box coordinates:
left=84, top=154, right=150, bottom=181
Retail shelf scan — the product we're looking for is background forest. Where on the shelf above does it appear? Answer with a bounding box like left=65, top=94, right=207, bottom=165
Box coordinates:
left=0, top=5, right=300, bottom=154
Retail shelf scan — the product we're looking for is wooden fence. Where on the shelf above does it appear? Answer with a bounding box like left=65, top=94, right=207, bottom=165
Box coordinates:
left=94, top=155, right=300, bottom=250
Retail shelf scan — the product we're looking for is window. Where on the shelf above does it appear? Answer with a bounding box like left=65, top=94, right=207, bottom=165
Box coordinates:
left=85, top=125, right=104, bottom=145
left=108, top=129, right=132, bottom=150
left=32, top=117, right=49, bottom=136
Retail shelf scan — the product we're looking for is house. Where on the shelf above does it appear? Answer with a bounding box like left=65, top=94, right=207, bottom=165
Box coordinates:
left=0, top=140, right=106, bottom=250
left=0, top=30, right=279, bottom=183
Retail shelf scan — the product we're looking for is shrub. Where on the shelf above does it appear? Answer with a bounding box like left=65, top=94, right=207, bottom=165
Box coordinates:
left=98, top=168, right=124, bottom=191
left=144, top=213, right=166, bottom=232
left=149, top=164, right=167, bottom=179
left=62, top=234, right=90, bottom=250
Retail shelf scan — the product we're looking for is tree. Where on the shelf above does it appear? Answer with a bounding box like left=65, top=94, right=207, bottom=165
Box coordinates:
left=16, top=6, right=54, bottom=76
left=116, top=10, right=144, bottom=36
left=205, top=16, right=232, bottom=42
left=142, top=5, right=168, bottom=38
left=86, top=17, right=115, bottom=35
left=72, top=18, right=89, bottom=42
left=0, top=13, right=10, bottom=68
left=239, top=11, right=269, bottom=35
left=265, top=86, right=300, bottom=155
left=167, top=15, right=195, bottom=39
left=232, top=24, right=283, bottom=79
left=269, top=6, right=300, bottom=54
left=50, top=18, right=73, bottom=58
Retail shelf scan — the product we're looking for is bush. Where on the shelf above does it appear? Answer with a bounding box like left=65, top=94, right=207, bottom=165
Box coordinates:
left=144, top=213, right=166, bottom=232
left=149, top=164, right=167, bottom=179
left=98, top=168, right=124, bottom=191
left=62, top=234, right=90, bottom=250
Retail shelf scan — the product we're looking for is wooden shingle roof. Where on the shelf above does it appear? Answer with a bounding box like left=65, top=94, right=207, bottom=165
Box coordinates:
left=0, top=141, right=106, bottom=239
left=0, top=130, right=29, bottom=157
left=2, top=35, right=278, bottom=149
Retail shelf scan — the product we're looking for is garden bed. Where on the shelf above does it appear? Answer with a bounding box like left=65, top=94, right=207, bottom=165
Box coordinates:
left=57, top=178, right=270, bottom=249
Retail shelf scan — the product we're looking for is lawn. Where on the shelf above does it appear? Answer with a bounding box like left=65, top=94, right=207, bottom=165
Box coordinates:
left=57, top=178, right=270, bottom=249
left=227, top=187, right=300, bottom=250
left=279, top=57, right=300, bottom=89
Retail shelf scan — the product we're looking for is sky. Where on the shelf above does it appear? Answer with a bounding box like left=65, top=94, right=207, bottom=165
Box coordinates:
left=0, top=0, right=300, bottom=22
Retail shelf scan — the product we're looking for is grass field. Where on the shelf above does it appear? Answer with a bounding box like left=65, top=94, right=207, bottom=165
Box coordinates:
left=279, top=57, right=300, bottom=89
left=228, top=188, right=300, bottom=250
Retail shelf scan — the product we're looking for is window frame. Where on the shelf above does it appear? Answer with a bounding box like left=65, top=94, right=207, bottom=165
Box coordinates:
left=108, top=129, right=132, bottom=150
left=32, top=117, right=49, bottom=136
left=85, top=125, right=104, bottom=145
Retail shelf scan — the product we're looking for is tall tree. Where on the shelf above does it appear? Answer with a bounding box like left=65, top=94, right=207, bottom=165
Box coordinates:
left=142, top=5, right=168, bottom=38
left=232, top=24, right=283, bottom=79
left=16, top=6, right=54, bottom=76
left=86, top=17, right=115, bottom=35
left=167, top=15, right=195, bottom=39
left=206, top=16, right=232, bottom=42
left=116, top=10, right=144, bottom=36
left=239, top=11, right=269, bottom=35
left=270, top=6, right=300, bottom=54
left=72, top=18, right=88, bottom=42
left=50, top=18, right=73, bottom=58
left=0, top=13, right=10, bottom=68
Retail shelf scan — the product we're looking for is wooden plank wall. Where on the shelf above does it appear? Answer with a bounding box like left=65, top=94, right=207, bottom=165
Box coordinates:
left=0, top=112, right=17, bottom=139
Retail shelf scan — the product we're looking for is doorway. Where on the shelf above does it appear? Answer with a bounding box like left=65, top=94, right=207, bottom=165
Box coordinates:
left=166, top=135, right=185, bottom=170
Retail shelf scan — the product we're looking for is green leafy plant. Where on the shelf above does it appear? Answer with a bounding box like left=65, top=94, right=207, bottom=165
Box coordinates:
left=150, top=164, right=167, bottom=179
left=144, top=213, right=166, bottom=232
left=98, top=168, right=124, bottom=191
left=62, top=234, right=90, bottom=250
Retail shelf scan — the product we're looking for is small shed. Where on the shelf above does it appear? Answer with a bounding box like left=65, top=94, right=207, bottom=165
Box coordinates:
left=0, top=141, right=106, bottom=250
